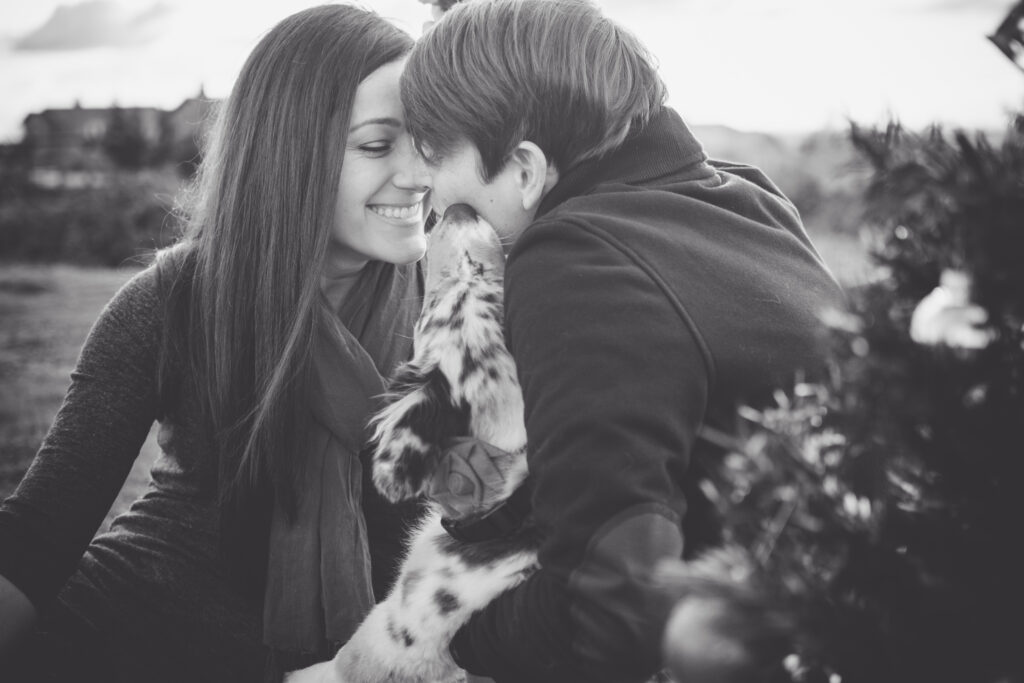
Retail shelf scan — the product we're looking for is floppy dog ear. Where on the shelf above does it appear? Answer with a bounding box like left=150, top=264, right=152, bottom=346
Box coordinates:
left=371, top=363, right=471, bottom=502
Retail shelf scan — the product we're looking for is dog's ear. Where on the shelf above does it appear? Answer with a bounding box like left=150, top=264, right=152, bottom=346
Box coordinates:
left=372, top=365, right=471, bottom=502
left=388, top=365, right=471, bottom=446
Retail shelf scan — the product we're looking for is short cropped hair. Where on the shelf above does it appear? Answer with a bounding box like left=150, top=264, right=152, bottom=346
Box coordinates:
left=401, top=0, right=666, bottom=180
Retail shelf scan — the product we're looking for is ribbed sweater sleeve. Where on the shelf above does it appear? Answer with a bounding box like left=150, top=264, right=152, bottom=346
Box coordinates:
left=0, top=266, right=162, bottom=609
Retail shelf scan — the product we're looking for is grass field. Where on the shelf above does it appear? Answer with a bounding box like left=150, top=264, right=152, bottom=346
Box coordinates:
left=0, top=262, right=160, bottom=529
left=0, top=229, right=870, bottom=533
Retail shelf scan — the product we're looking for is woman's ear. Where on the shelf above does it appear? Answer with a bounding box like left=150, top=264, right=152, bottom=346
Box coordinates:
left=507, top=141, right=559, bottom=212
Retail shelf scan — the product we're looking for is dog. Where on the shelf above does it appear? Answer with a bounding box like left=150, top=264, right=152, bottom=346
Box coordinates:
left=286, top=204, right=540, bottom=683
left=285, top=205, right=743, bottom=683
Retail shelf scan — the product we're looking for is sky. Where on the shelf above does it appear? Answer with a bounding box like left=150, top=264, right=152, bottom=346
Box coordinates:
left=0, top=0, right=1022, bottom=142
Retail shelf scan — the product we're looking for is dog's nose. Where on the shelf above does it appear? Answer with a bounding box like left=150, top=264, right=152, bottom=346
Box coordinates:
left=443, top=204, right=478, bottom=223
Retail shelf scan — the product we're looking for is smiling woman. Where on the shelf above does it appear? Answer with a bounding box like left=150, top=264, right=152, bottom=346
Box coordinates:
left=0, top=5, right=430, bottom=682
left=330, top=59, right=428, bottom=286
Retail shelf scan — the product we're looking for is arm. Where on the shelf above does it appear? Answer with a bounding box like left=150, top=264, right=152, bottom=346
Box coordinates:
left=0, top=267, right=162, bottom=615
left=450, top=220, right=711, bottom=683
left=0, top=573, right=35, bottom=657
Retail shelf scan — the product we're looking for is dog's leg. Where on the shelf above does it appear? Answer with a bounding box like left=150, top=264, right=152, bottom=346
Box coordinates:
left=288, top=511, right=538, bottom=683
left=283, top=660, right=334, bottom=683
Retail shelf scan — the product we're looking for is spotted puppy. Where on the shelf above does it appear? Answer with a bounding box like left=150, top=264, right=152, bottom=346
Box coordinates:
left=286, top=204, right=539, bottom=683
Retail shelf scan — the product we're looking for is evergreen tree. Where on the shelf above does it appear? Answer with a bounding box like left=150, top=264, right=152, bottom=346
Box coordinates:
left=660, top=115, right=1024, bottom=683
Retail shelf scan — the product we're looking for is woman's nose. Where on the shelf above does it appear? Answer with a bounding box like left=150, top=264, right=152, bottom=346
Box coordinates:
left=393, top=136, right=432, bottom=192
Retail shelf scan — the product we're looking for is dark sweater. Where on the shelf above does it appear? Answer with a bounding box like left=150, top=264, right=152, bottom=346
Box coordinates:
left=449, top=108, right=845, bottom=683
left=0, top=259, right=417, bottom=682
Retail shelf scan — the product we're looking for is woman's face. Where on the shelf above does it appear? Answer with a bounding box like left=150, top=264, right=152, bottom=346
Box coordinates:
left=330, top=59, right=428, bottom=273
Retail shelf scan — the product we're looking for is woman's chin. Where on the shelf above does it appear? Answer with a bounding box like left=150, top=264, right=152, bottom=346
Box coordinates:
left=391, top=241, right=428, bottom=266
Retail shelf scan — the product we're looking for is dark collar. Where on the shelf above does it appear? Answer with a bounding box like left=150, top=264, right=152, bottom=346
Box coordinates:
left=537, top=107, right=711, bottom=218
left=441, top=479, right=533, bottom=543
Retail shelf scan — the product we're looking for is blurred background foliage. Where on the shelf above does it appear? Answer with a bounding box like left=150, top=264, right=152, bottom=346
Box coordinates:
left=660, top=110, right=1024, bottom=683
left=0, top=169, right=183, bottom=266
left=0, top=120, right=869, bottom=268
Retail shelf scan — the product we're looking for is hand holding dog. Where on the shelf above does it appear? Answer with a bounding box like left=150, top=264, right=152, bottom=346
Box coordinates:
left=427, top=438, right=512, bottom=519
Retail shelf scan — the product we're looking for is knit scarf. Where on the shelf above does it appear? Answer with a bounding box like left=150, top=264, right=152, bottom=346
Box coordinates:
left=262, top=261, right=421, bottom=663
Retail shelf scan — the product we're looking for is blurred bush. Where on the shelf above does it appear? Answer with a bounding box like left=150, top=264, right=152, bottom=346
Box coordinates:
left=0, top=142, right=33, bottom=202
left=0, top=168, right=184, bottom=266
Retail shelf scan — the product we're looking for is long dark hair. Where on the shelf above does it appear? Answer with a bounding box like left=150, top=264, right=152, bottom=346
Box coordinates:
left=156, top=4, right=413, bottom=583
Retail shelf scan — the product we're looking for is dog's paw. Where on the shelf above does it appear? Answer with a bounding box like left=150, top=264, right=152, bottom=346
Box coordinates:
left=373, top=421, right=438, bottom=502
left=371, top=364, right=469, bottom=502
left=283, top=660, right=335, bottom=683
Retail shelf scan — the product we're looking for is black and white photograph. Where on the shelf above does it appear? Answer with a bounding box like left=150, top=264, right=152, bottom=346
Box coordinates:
left=1, top=0, right=1022, bottom=681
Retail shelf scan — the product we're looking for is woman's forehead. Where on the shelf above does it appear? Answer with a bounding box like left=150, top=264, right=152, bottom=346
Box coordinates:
left=350, top=59, right=407, bottom=126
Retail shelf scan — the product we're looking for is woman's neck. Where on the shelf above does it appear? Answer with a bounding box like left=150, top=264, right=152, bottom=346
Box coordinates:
left=321, top=261, right=366, bottom=312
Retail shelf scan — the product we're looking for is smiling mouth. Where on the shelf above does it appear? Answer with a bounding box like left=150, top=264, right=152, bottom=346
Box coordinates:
left=369, top=202, right=422, bottom=220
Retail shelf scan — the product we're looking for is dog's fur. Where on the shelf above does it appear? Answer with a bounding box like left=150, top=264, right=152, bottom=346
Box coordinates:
left=286, top=205, right=719, bottom=683
left=286, top=205, right=540, bottom=683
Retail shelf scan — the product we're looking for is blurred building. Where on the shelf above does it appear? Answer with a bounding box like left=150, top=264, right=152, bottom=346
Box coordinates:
left=20, top=89, right=217, bottom=187
left=162, top=88, right=216, bottom=162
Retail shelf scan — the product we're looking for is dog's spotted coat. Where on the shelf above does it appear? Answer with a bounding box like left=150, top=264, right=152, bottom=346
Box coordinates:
left=287, top=205, right=539, bottom=683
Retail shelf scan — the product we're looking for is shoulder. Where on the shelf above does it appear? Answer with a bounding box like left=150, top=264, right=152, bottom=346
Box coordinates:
left=507, top=212, right=637, bottom=276
left=706, top=158, right=793, bottom=203
left=123, top=242, right=193, bottom=301
left=96, top=242, right=193, bottom=343
left=503, top=214, right=693, bottom=346
left=504, top=212, right=714, bottom=372
left=505, top=216, right=640, bottom=310
left=506, top=204, right=684, bottom=306
left=505, top=210, right=688, bottom=321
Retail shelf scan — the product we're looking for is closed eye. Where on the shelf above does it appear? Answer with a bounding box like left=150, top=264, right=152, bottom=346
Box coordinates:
left=360, top=142, right=393, bottom=156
